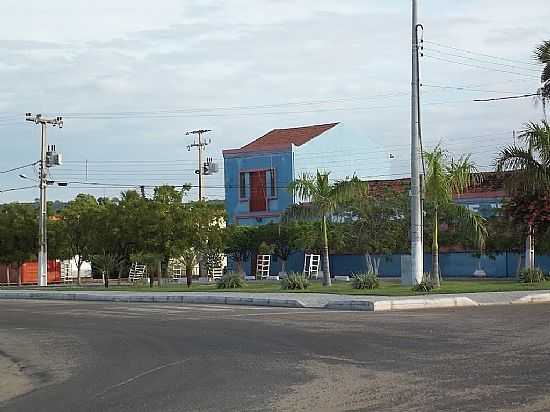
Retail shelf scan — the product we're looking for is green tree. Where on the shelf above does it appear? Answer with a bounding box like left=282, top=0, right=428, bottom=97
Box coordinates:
left=0, top=203, right=38, bottom=286
left=224, top=226, right=256, bottom=274
left=261, top=222, right=313, bottom=274
left=345, top=189, right=410, bottom=274
left=60, top=194, right=100, bottom=285
left=424, top=146, right=487, bottom=287
left=496, top=121, right=550, bottom=269
left=288, top=171, right=367, bottom=287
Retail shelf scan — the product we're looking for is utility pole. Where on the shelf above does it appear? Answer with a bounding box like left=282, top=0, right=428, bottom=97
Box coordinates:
left=25, top=113, right=63, bottom=287
left=409, top=0, right=424, bottom=286
left=186, top=129, right=211, bottom=201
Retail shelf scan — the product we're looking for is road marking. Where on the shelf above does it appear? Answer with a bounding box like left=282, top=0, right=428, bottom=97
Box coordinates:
left=96, top=359, right=189, bottom=397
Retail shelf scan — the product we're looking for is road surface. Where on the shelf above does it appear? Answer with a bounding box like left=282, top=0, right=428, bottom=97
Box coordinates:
left=1, top=300, right=550, bottom=411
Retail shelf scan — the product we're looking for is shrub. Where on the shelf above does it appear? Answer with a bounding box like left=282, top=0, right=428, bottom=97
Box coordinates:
left=351, top=273, right=380, bottom=290
left=281, top=273, right=311, bottom=290
left=413, top=273, right=434, bottom=293
left=519, top=267, right=547, bottom=284
left=217, top=273, right=246, bottom=289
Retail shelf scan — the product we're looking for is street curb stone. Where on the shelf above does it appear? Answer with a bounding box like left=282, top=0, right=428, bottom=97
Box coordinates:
left=0, top=291, right=306, bottom=309
left=1, top=290, right=550, bottom=311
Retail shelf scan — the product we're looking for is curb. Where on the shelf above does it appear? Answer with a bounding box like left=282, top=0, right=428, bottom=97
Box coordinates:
left=325, top=297, right=478, bottom=312
left=511, top=293, right=550, bottom=305
left=0, top=292, right=306, bottom=309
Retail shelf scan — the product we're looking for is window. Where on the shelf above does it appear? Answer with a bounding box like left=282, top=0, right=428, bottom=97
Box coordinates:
left=266, top=169, right=277, bottom=198
left=240, top=172, right=247, bottom=199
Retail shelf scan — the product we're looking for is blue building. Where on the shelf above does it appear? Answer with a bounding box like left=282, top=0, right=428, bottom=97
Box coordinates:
left=223, top=123, right=341, bottom=226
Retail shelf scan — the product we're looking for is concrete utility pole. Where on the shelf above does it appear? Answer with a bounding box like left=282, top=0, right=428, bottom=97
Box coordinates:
left=186, top=129, right=211, bottom=201
left=25, top=113, right=63, bottom=287
left=409, top=0, right=424, bottom=285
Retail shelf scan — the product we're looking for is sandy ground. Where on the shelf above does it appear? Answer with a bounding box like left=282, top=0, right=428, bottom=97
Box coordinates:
left=0, top=353, right=33, bottom=403
left=0, top=327, right=79, bottom=405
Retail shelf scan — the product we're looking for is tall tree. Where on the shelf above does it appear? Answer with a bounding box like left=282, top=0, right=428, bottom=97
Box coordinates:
left=496, top=121, right=550, bottom=269
left=424, top=146, right=487, bottom=287
left=0, top=203, right=38, bottom=286
left=261, top=222, right=313, bottom=275
left=344, top=189, right=410, bottom=274
left=224, top=225, right=256, bottom=275
left=288, top=171, right=367, bottom=287
left=535, top=40, right=550, bottom=112
left=60, top=194, right=100, bottom=285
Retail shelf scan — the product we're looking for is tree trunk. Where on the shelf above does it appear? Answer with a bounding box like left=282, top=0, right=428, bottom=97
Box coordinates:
left=322, top=215, right=331, bottom=287
left=281, top=259, right=287, bottom=275
left=186, top=265, right=193, bottom=288
left=118, top=260, right=124, bottom=286
left=432, top=208, right=441, bottom=288
left=17, top=265, right=22, bottom=288
left=525, top=225, right=535, bottom=270
left=373, top=257, right=381, bottom=275
left=365, top=253, right=373, bottom=274
left=77, top=261, right=82, bottom=287
left=157, top=260, right=163, bottom=287
left=236, top=259, right=244, bottom=275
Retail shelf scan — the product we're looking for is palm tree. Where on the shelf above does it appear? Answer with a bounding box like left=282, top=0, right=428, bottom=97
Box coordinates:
left=424, top=146, right=487, bottom=287
left=288, top=171, right=367, bottom=287
left=495, top=121, right=550, bottom=269
left=535, top=40, right=550, bottom=112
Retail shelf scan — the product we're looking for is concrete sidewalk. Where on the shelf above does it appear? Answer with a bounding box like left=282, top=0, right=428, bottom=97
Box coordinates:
left=1, top=289, right=550, bottom=311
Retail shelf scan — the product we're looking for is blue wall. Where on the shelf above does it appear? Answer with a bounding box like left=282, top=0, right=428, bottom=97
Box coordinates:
left=223, top=149, right=294, bottom=226
left=228, top=251, right=550, bottom=278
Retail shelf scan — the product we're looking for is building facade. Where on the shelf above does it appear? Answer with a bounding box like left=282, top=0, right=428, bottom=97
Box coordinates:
left=223, top=123, right=340, bottom=225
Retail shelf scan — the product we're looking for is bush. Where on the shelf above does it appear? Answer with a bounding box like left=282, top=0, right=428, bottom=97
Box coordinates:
left=413, top=273, right=434, bottom=293
left=519, top=267, right=547, bottom=284
left=351, top=273, right=380, bottom=290
left=281, top=273, right=311, bottom=290
left=217, top=273, right=246, bottom=289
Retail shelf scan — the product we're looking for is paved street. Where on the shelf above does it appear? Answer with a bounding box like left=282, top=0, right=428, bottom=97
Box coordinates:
left=2, top=301, right=550, bottom=411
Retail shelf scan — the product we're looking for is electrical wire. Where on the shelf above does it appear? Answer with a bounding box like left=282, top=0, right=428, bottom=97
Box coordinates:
left=0, top=161, right=38, bottom=174
left=0, top=185, right=37, bottom=193
left=423, top=54, right=540, bottom=79
left=423, top=40, right=541, bottom=68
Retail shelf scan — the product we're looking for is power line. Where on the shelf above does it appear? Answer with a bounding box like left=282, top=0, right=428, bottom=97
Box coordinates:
left=0, top=185, right=37, bottom=194
left=423, top=40, right=541, bottom=68
left=473, top=93, right=540, bottom=102
left=0, top=161, right=38, bottom=174
left=425, top=48, right=540, bottom=74
left=423, top=54, right=540, bottom=80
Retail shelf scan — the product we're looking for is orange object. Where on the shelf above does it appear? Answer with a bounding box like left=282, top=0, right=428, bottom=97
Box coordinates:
left=19, top=260, right=61, bottom=285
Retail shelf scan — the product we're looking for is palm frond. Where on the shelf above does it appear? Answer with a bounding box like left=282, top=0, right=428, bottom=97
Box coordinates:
left=288, top=173, right=318, bottom=202
left=448, top=154, right=479, bottom=195
left=535, top=40, right=550, bottom=65
left=496, top=135, right=550, bottom=194
left=452, top=205, right=488, bottom=251
left=424, top=145, right=453, bottom=205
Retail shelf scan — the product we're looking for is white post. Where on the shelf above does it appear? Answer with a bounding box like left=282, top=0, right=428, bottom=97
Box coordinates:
left=406, top=0, right=424, bottom=286
left=38, top=123, right=48, bottom=287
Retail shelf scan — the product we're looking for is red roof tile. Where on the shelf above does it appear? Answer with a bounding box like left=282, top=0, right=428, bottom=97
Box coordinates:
left=224, top=123, right=339, bottom=155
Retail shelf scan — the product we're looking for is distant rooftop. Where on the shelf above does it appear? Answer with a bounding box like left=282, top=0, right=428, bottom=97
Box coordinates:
left=223, top=123, right=339, bottom=155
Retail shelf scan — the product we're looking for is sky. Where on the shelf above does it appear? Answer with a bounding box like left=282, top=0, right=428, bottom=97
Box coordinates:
left=0, top=0, right=548, bottom=202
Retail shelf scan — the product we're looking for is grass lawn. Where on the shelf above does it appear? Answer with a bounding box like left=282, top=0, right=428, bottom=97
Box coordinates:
left=43, top=279, right=550, bottom=296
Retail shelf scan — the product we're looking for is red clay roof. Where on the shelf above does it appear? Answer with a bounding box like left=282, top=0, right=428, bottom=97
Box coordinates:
left=224, top=123, right=338, bottom=155
left=367, top=172, right=509, bottom=199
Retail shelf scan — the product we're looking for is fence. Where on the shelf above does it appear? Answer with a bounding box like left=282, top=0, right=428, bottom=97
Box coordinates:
left=228, top=251, right=550, bottom=278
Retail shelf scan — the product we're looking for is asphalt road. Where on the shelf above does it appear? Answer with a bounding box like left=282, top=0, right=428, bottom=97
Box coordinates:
left=1, top=301, right=550, bottom=412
